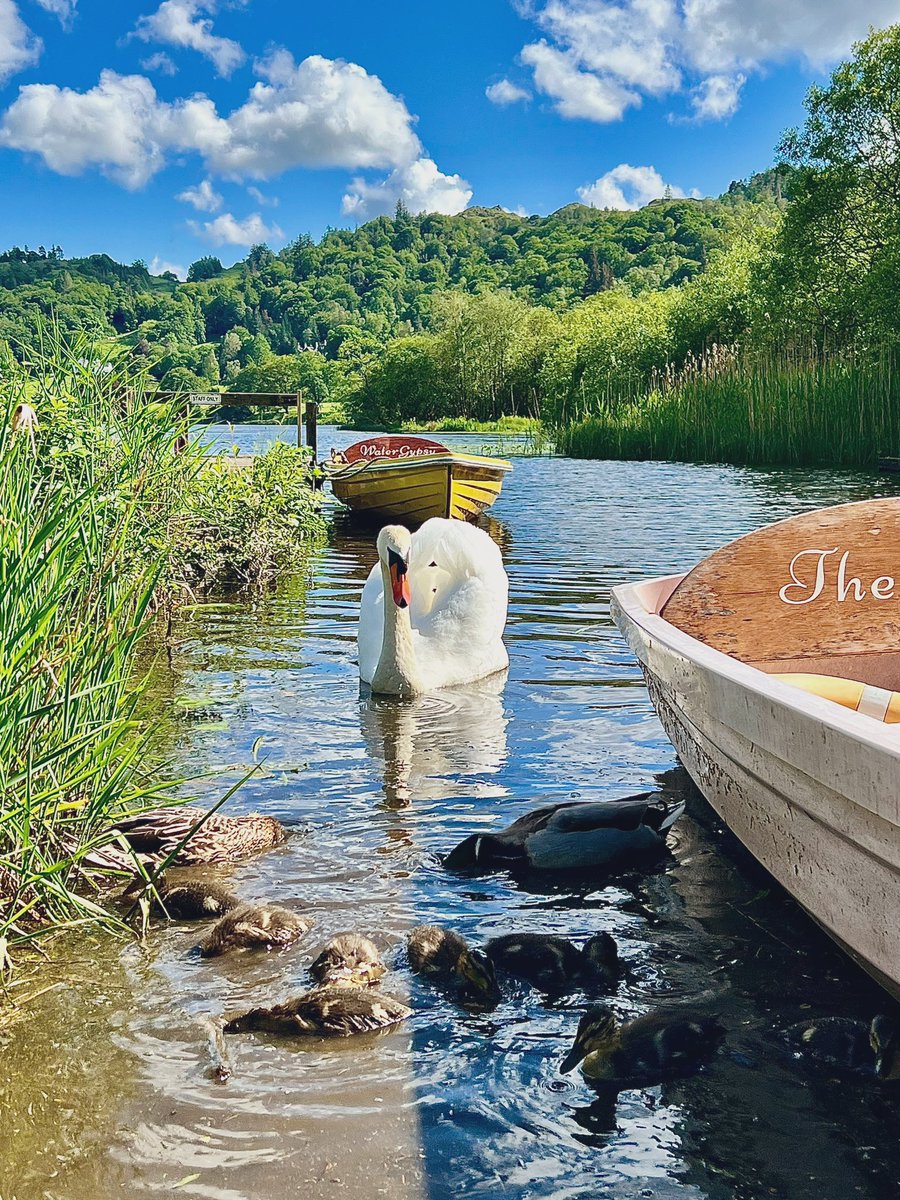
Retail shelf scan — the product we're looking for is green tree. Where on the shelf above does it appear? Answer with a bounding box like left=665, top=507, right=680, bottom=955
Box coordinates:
left=187, top=256, right=224, bottom=282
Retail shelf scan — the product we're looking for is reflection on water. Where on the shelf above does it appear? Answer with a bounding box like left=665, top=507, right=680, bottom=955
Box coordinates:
left=5, top=431, right=900, bottom=1200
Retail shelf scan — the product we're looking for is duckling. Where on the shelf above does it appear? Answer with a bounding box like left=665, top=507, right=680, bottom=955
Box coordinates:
left=443, top=793, right=684, bottom=873
left=198, top=902, right=312, bottom=957
left=224, top=986, right=412, bottom=1038
left=88, top=806, right=287, bottom=870
left=486, top=932, right=620, bottom=993
left=780, top=1014, right=900, bottom=1079
left=561, top=1005, right=724, bottom=1088
left=124, top=872, right=239, bottom=920
left=407, top=924, right=501, bottom=1009
left=309, top=934, right=386, bottom=987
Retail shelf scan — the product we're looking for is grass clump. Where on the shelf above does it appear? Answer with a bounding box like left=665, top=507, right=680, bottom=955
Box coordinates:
left=0, top=330, right=323, bottom=976
left=557, top=347, right=900, bottom=468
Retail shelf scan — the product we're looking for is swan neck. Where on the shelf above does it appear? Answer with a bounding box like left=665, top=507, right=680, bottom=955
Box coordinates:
left=372, top=557, right=423, bottom=697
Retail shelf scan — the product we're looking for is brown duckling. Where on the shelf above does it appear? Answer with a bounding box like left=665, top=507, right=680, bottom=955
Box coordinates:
left=407, top=924, right=501, bottom=1009
left=89, top=806, right=287, bottom=870
left=486, top=931, right=620, bottom=993
left=224, top=986, right=412, bottom=1038
left=780, top=1014, right=900, bottom=1079
left=309, top=934, right=386, bottom=987
left=198, top=902, right=312, bottom=957
left=124, top=872, right=239, bottom=920
left=561, top=1005, right=725, bottom=1088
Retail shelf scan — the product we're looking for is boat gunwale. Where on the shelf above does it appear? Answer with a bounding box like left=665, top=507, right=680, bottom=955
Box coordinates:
left=328, top=451, right=513, bottom=478
left=611, top=573, right=900, bottom=759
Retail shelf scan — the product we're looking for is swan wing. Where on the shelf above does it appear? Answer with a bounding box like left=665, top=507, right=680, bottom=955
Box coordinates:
left=358, top=561, right=385, bottom=684
left=407, top=519, right=509, bottom=687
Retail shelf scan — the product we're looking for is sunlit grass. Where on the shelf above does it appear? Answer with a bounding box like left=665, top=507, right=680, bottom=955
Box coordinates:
left=557, top=348, right=900, bottom=467
left=0, top=331, right=199, bottom=973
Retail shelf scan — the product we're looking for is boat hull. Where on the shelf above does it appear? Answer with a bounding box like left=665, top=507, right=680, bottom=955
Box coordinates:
left=329, top=453, right=510, bottom=524
left=612, top=575, right=900, bottom=999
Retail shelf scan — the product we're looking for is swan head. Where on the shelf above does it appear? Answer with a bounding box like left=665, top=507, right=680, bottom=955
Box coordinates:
left=377, top=525, right=413, bottom=609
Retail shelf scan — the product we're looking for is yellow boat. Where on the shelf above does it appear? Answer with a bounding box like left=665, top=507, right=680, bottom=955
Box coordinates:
left=326, top=436, right=512, bottom=524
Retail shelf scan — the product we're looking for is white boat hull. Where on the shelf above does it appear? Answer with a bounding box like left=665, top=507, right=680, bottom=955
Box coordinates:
left=611, top=575, right=900, bottom=998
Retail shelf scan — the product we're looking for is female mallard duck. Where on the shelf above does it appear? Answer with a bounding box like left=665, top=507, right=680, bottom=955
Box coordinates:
left=224, top=987, right=412, bottom=1038
left=780, top=1014, right=899, bottom=1078
left=90, top=806, right=286, bottom=870
left=561, top=1005, right=724, bottom=1087
left=486, top=932, right=619, bottom=993
left=443, top=793, right=684, bottom=873
left=198, top=902, right=312, bottom=957
left=309, top=934, right=386, bottom=987
left=407, top=924, right=501, bottom=1009
left=124, top=871, right=239, bottom=920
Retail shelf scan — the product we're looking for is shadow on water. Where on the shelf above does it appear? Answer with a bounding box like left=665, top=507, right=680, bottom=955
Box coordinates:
left=6, top=427, right=900, bottom=1199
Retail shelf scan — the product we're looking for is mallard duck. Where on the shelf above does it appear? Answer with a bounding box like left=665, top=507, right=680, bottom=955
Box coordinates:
left=780, top=1015, right=900, bottom=1079
left=486, top=931, right=620, bottom=993
left=309, top=934, right=386, bottom=987
left=224, top=986, right=412, bottom=1038
left=407, top=924, right=501, bottom=1009
left=561, top=1005, right=724, bottom=1087
left=443, top=793, right=684, bottom=873
left=89, top=806, right=287, bottom=870
left=123, top=872, right=239, bottom=920
left=198, top=902, right=312, bottom=957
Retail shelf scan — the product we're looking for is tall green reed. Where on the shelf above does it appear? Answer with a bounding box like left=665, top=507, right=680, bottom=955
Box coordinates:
left=0, top=331, right=199, bottom=969
left=557, top=347, right=900, bottom=468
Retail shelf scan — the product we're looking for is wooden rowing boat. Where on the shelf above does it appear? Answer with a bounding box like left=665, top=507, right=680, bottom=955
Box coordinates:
left=611, top=498, right=900, bottom=998
left=326, top=436, right=511, bottom=524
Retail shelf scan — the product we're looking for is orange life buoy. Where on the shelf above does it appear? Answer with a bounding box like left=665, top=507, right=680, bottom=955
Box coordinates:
left=774, top=673, right=900, bottom=723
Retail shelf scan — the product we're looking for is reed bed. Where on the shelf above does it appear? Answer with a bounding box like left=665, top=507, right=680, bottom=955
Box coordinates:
left=0, top=333, right=199, bottom=973
left=557, top=348, right=900, bottom=468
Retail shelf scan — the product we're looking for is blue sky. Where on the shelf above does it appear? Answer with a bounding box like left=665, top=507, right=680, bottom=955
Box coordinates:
left=0, top=0, right=897, bottom=275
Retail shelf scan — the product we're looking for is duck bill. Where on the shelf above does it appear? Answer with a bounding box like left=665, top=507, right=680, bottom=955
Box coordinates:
left=388, top=550, right=411, bottom=608
left=560, top=1042, right=588, bottom=1074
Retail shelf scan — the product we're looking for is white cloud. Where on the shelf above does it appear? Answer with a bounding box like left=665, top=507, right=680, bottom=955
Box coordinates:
left=577, top=163, right=693, bottom=209
left=204, top=51, right=422, bottom=178
left=149, top=254, right=186, bottom=279
left=521, top=40, right=640, bottom=121
left=246, top=184, right=278, bottom=206
left=0, top=54, right=424, bottom=188
left=134, top=0, right=245, bottom=77
left=141, top=50, right=177, bottom=75
left=188, top=210, right=283, bottom=246
left=33, top=0, right=76, bottom=24
left=342, top=157, right=473, bottom=220
left=177, top=176, right=222, bottom=211
left=0, top=0, right=41, bottom=83
left=0, top=70, right=181, bottom=187
left=689, top=72, right=744, bottom=120
left=511, top=0, right=900, bottom=123
left=485, top=78, right=530, bottom=105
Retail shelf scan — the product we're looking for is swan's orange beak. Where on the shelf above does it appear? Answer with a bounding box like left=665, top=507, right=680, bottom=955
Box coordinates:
left=388, top=549, right=411, bottom=609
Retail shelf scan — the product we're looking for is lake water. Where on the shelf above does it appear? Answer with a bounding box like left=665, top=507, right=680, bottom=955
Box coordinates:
left=5, top=428, right=900, bottom=1200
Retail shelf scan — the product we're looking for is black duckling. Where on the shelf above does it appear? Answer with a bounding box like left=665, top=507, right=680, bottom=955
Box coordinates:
left=224, top=986, right=412, bottom=1038
left=88, top=806, right=287, bottom=870
left=443, top=793, right=684, bottom=873
left=309, top=934, right=386, bottom=987
left=486, top=932, right=620, bottom=993
left=561, top=1005, right=724, bottom=1088
left=124, top=872, right=239, bottom=920
left=407, top=924, right=501, bottom=1009
left=198, top=902, right=312, bottom=957
left=780, top=1015, right=900, bottom=1079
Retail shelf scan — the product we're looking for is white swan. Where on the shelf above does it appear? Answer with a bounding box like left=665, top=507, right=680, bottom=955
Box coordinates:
left=358, top=518, right=509, bottom=697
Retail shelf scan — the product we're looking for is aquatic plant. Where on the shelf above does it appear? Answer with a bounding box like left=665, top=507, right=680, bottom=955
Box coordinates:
left=557, top=346, right=900, bottom=468
left=0, top=330, right=324, bottom=981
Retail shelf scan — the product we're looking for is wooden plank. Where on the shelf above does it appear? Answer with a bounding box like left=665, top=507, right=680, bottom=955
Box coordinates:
left=156, top=391, right=301, bottom=408
left=661, top=497, right=900, bottom=664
